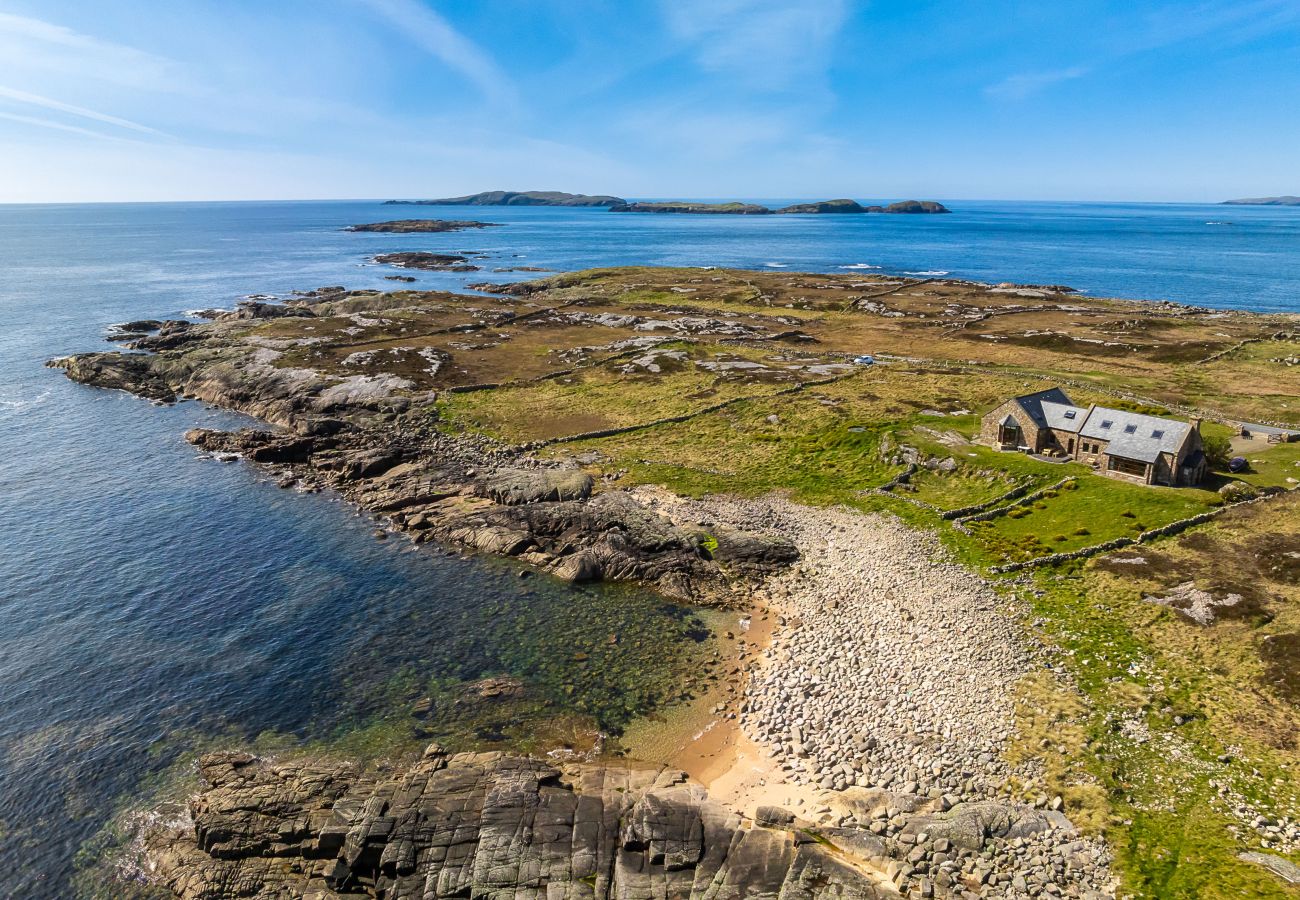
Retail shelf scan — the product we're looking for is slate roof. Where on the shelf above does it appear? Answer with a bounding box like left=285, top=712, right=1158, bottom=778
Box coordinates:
left=1079, top=408, right=1192, bottom=463
left=1242, top=422, right=1300, bottom=437
left=1038, top=401, right=1090, bottom=432
left=1000, top=387, right=1198, bottom=465
left=1010, top=388, right=1075, bottom=428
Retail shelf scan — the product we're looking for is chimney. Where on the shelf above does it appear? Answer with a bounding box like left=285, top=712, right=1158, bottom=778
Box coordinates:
left=1190, top=417, right=1202, bottom=432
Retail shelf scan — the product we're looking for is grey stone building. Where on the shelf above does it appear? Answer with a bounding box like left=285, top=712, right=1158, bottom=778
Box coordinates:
left=979, top=388, right=1207, bottom=486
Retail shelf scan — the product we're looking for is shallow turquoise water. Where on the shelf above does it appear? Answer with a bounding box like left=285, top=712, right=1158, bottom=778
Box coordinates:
left=0, top=198, right=1297, bottom=897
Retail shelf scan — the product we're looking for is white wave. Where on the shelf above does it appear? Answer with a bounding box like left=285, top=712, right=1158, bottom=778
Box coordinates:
left=1205, top=221, right=1234, bottom=226
left=0, top=388, right=52, bottom=414
left=905, top=270, right=950, bottom=276
left=838, top=263, right=882, bottom=270
left=763, top=262, right=788, bottom=268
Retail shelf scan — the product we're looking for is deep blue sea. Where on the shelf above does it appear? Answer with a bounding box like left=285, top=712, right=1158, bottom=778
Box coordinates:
left=1, top=198, right=1298, bottom=897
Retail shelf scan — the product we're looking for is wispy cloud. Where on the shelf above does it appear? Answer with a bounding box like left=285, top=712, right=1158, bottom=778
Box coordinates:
left=357, top=0, right=514, bottom=104
left=985, top=66, right=1090, bottom=101
left=0, top=85, right=168, bottom=137
left=0, top=11, right=173, bottom=89
left=0, top=110, right=127, bottom=141
left=1124, top=0, right=1300, bottom=52
left=663, top=0, right=849, bottom=89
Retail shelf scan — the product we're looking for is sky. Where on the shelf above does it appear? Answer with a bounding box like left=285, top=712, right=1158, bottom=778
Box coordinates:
left=0, top=0, right=1297, bottom=203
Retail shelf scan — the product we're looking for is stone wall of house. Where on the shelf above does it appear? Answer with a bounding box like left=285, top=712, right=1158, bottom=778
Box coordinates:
left=1046, top=428, right=1079, bottom=456
left=979, top=400, right=1043, bottom=449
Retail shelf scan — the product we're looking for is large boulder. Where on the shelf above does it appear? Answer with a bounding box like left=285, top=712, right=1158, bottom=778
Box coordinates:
left=476, top=468, right=594, bottom=505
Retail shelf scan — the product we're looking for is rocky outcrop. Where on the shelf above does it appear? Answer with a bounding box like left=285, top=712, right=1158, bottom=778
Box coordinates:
left=475, top=468, right=594, bottom=505
left=347, top=220, right=502, bottom=233
left=372, top=252, right=480, bottom=272
left=388, top=191, right=627, bottom=208
left=869, top=201, right=950, bottom=214
left=777, top=199, right=868, bottom=214
left=141, top=748, right=887, bottom=900
left=47, top=352, right=177, bottom=402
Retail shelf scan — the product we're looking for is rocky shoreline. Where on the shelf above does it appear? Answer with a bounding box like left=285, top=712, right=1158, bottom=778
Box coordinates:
left=128, top=495, right=1115, bottom=900
left=49, top=275, right=1120, bottom=898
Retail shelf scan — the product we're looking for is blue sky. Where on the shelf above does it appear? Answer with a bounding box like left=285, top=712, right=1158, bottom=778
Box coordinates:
left=0, top=0, right=1297, bottom=202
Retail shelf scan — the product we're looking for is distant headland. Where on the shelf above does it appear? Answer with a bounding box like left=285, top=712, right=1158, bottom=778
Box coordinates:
left=609, top=198, right=950, bottom=215
left=385, top=190, right=626, bottom=207
left=385, top=190, right=950, bottom=214
left=1221, top=196, right=1300, bottom=206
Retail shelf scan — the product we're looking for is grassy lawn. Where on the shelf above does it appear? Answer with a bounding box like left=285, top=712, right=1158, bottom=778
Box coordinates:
left=967, top=475, right=1220, bottom=563
left=1234, top=439, right=1300, bottom=489
left=905, top=466, right=1018, bottom=509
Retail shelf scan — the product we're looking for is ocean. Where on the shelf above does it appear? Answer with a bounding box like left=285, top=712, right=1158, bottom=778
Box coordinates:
left=0, top=198, right=1297, bottom=897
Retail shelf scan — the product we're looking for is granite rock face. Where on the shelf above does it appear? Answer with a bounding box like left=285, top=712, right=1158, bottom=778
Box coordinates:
left=143, top=748, right=885, bottom=900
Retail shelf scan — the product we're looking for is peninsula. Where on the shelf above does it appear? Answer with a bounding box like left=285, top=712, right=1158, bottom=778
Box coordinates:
left=50, top=266, right=1300, bottom=899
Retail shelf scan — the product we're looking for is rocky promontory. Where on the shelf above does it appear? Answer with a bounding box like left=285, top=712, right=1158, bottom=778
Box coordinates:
left=388, top=190, right=627, bottom=207
left=347, top=220, right=502, bottom=233
left=46, top=283, right=800, bottom=601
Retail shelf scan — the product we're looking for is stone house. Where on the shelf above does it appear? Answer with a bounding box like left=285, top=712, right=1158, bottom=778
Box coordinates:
left=979, top=388, right=1207, bottom=486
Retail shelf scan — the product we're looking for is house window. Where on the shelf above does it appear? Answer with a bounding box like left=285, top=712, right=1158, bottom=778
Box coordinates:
left=1108, top=456, right=1148, bottom=478
left=1124, top=424, right=1138, bottom=434
left=1064, top=410, right=1077, bottom=420
left=1100, top=420, right=1113, bottom=429
left=1151, top=429, right=1164, bottom=439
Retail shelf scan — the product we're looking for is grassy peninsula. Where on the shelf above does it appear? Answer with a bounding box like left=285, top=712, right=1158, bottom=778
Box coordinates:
left=52, top=266, right=1300, bottom=899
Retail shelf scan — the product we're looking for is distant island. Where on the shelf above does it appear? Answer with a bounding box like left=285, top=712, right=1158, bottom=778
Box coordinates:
left=385, top=190, right=626, bottom=207
left=346, top=219, right=502, bottom=233
left=382, top=190, right=950, bottom=214
left=610, top=198, right=951, bottom=215
left=1221, top=196, right=1300, bottom=206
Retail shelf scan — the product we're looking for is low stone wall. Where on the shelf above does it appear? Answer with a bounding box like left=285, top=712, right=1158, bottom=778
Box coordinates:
left=951, top=477, right=1077, bottom=535
left=990, top=488, right=1292, bottom=573
left=940, top=479, right=1035, bottom=521
left=876, top=463, right=918, bottom=492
